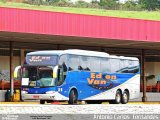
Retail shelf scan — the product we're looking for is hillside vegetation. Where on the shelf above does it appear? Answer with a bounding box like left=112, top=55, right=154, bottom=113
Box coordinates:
left=0, top=2, right=160, bottom=21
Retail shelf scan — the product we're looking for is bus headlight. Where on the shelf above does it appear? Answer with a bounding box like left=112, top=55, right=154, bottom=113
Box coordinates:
left=21, top=91, right=28, bottom=94
left=46, top=91, right=56, bottom=94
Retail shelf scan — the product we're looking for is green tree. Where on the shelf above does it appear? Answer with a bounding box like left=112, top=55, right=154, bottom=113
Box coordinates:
left=0, top=0, right=6, bottom=3
left=139, top=0, right=160, bottom=11
left=99, top=0, right=119, bottom=9
left=123, top=0, right=138, bottom=10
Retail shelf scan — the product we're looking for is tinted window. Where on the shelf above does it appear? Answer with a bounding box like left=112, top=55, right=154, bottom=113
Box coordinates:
left=68, top=55, right=79, bottom=71
left=100, top=58, right=110, bottom=73
left=59, top=55, right=68, bottom=67
left=119, top=59, right=128, bottom=73
left=58, top=55, right=68, bottom=86
left=134, top=60, right=139, bottom=73
left=110, top=58, right=120, bottom=73
left=128, top=60, right=134, bottom=73
left=128, top=60, right=139, bottom=73
left=79, top=56, right=90, bottom=71
left=90, top=57, right=100, bottom=72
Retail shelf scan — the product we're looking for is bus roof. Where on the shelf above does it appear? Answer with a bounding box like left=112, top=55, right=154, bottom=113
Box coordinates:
left=27, top=49, right=138, bottom=61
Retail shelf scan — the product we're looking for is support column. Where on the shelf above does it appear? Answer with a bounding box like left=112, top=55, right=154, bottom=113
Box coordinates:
left=57, top=44, right=60, bottom=50
left=101, top=47, right=105, bottom=52
left=141, top=49, right=147, bottom=102
left=20, top=49, right=25, bottom=65
left=19, top=49, right=25, bottom=101
left=10, top=41, right=14, bottom=102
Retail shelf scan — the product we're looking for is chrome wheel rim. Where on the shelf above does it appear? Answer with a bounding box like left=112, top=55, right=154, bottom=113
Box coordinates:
left=116, top=93, right=121, bottom=103
left=123, top=93, right=128, bottom=103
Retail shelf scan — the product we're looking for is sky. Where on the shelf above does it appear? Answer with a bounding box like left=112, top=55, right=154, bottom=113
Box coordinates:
left=119, top=0, right=138, bottom=3
left=119, top=0, right=128, bottom=3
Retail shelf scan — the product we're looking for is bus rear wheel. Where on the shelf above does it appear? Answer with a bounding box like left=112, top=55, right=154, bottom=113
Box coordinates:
left=109, top=90, right=121, bottom=104
left=68, top=89, right=78, bottom=105
left=121, top=91, right=129, bottom=104
left=40, top=100, right=45, bottom=104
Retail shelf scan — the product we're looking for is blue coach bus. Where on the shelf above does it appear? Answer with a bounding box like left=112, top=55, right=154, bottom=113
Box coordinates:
left=14, top=49, right=140, bottom=104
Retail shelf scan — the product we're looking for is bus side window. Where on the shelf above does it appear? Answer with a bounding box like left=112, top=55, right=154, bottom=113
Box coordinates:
left=90, top=57, right=100, bottom=72
left=134, top=60, right=139, bottom=73
left=128, top=60, right=139, bottom=73
left=110, top=58, right=120, bottom=73
left=119, top=59, right=128, bottom=73
left=68, top=55, right=79, bottom=71
left=58, top=55, right=68, bottom=85
left=62, top=62, right=67, bottom=72
left=59, top=55, right=68, bottom=68
left=122, top=60, right=129, bottom=73
left=78, top=66, right=83, bottom=70
left=128, top=60, right=134, bottom=73
left=57, top=67, right=64, bottom=86
left=79, top=56, right=91, bottom=71
left=100, top=58, right=110, bottom=73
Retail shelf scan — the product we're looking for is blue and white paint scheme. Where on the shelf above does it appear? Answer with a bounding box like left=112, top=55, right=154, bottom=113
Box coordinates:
left=17, top=49, right=140, bottom=104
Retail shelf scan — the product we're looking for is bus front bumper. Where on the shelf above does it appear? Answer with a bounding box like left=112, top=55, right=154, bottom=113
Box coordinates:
left=21, top=92, right=69, bottom=101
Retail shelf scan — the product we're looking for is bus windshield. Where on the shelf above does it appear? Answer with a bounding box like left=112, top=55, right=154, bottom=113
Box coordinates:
left=21, top=66, right=56, bottom=87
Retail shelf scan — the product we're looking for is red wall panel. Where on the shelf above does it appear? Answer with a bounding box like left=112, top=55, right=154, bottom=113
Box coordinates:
left=0, top=7, right=160, bottom=42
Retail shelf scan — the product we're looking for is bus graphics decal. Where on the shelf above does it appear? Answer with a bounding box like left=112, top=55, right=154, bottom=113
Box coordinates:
left=87, top=73, right=116, bottom=90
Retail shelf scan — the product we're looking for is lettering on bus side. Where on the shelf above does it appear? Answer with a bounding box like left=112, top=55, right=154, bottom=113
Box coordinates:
left=87, top=73, right=116, bottom=90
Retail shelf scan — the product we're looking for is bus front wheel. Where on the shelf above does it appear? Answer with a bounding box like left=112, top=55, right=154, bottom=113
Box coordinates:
left=40, top=100, right=45, bottom=104
left=68, top=89, right=78, bottom=105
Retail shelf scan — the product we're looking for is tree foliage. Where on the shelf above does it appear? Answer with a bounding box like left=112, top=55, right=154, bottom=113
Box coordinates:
left=17, top=0, right=160, bottom=11
left=99, top=0, right=119, bottom=9
left=139, top=0, right=160, bottom=11
left=123, top=0, right=137, bottom=8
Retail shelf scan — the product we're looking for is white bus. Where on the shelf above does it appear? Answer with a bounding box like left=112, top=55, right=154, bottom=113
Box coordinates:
left=14, top=49, right=140, bottom=104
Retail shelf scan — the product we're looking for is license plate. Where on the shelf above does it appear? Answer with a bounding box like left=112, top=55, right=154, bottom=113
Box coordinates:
left=33, top=96, right=39, bottom=99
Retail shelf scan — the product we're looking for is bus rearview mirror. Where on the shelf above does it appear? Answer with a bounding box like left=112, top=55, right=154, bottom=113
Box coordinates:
left=53, top=66, right=59, bottom=78
left=14, top=66, right=21, bottom=78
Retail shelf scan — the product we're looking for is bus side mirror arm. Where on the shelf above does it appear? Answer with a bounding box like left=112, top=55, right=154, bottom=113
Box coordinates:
left=53, top=65, right=59, bottom=79
left=14, top=66, right=21, bottom=79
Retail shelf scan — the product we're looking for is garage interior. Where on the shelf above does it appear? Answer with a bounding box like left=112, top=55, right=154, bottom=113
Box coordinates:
left=0, top=31, right=160, bottom=102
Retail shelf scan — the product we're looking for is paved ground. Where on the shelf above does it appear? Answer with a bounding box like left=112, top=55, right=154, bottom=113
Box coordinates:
left=0, top=104, right=160, bottom=114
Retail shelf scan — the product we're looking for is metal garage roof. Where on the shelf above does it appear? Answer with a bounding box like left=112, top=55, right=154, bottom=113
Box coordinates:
left=0, top=7, right=160, bottom=43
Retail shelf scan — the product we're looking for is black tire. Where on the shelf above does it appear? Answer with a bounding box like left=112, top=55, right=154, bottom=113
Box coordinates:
left=121, top=91, right=129, bottom=104
left=68, top=90, right=78, bottom=105
left=86, top=100, right=102, bottom=104
left=108, top=100, right=115, bottom=104
left=40, top=100, right=45, bottom=104
left=46, top=100, right=52, bottom=103
left=109, top=90, right=121, bottom=104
